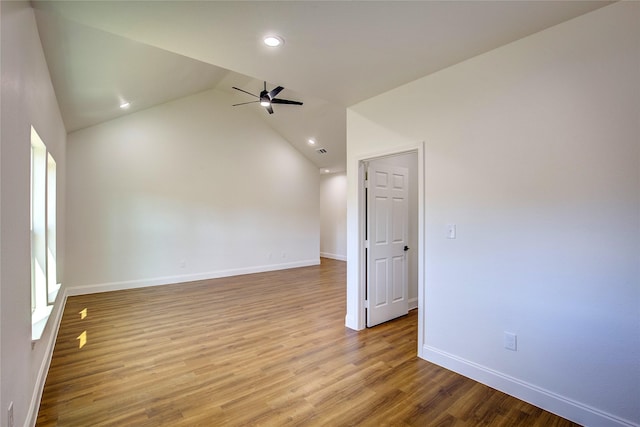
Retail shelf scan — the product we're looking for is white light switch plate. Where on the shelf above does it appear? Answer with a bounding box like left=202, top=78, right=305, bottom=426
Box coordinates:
left=447, top=224, right=456, bottom=239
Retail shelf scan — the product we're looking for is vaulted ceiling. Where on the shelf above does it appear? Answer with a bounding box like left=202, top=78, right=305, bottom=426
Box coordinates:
left=32, top=1, right=612, bottom=173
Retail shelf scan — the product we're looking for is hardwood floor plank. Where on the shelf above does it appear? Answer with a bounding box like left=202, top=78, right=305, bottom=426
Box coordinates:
left=37, top=259, right=580, bottom=426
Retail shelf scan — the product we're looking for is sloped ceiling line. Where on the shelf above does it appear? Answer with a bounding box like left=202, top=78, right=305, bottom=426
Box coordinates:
left=32, top=1, right=612, bottom=173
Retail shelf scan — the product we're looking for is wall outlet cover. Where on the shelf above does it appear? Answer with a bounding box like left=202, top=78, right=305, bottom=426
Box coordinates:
left=504, top=332, right=517, bottom=351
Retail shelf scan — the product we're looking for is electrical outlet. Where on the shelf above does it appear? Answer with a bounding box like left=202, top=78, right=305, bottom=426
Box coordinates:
left=504, top=332, right=517, bottom=351
left=8, top=401, right=14, bottom=427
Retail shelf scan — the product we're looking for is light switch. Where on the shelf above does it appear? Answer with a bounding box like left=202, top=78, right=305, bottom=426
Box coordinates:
left=447, top=224, right=456, bottom=239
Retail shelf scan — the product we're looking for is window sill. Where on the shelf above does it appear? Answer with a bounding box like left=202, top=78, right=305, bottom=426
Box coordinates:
left=32, top=305, right=53, bottom=341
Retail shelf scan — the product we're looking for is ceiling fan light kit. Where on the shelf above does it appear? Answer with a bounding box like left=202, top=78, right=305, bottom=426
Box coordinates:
left=232, top=81, right=303, bottom=114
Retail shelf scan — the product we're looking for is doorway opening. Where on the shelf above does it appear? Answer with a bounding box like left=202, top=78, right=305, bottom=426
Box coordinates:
left=355, top=144, right=424, bottom=355
left=364, top=155, right=415, bottom=326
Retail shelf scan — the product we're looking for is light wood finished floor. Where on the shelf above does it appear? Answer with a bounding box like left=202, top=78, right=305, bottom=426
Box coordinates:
left=37, top=259, right=580, bottom=426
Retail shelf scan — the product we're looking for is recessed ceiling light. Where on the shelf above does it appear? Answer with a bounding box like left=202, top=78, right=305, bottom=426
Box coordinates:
left=263, top=35, right=284, bottom=47
left=308, top=139, right=316, bottom=145
left=324, top=169, right=330, bottom=173
left=119, top=101, right=130, bottom=109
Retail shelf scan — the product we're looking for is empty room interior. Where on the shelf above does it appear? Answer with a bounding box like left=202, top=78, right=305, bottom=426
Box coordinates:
left=1, top=1, right=639, bottom=426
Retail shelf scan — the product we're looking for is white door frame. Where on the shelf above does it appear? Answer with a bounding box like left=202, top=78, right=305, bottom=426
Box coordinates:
left=352, top=141, right=425, bottom=356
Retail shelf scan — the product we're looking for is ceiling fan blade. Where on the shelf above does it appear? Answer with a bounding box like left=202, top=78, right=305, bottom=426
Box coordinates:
left=271, top=98, right=303, bottom=105
left=232, top=101, right=260, bottom=106
left=265, top=104, right=274, bottom=114
left=268, top=86, right=284, bottom=99
left=232, top=86, right=258, bottom=98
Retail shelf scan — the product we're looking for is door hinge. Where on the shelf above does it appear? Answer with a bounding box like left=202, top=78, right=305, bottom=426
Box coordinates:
left=364, top=179, right=368, bottom=189
left=364, top=240, right=369, bottom=249
left=365, top=299, right=369, bottom=309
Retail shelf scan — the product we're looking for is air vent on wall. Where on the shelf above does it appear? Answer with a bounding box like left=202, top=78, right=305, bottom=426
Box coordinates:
left=316, top=148, right=327, bottom=154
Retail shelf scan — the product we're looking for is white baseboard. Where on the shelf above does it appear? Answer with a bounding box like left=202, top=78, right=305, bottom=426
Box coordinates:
left=65, top=259, right=320, bottom=296
left=408, top=297, right=418, bottom=311
left=320, top=252, right=347, bottom=261
left=345, top=313, right=362, bottom=331
left=421, top=345, right=638, bottom=427
left=27, top=288, right=68, bottom=427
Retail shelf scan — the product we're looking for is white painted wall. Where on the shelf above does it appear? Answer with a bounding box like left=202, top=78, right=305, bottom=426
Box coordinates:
left=319, top=172, right=347, bottom=261
left=66, top=88, right=319, bottom=292
left=0, top=2, right=67, bottom=426
left=346, top=2, right=639, bottom=426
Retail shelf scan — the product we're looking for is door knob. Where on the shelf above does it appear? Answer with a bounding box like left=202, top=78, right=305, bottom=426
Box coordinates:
left=404, top=246, right=410, bottom=251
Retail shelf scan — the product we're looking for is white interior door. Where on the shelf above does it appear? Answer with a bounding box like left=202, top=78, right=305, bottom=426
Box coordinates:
left=366, top=161, right=409, bottom=327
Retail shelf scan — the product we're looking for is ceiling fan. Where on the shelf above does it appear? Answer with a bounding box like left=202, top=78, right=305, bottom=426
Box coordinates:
left=232, top=81, right=303, bottom=114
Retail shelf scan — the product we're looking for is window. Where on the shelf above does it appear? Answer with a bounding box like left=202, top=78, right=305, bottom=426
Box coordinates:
left=47, top=152, right=58, bottom=303
left=31, top=127, right=59, bottom=340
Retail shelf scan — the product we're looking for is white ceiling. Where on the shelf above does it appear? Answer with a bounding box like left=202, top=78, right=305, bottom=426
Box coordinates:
left=32, top=1, right=613, bottom=173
